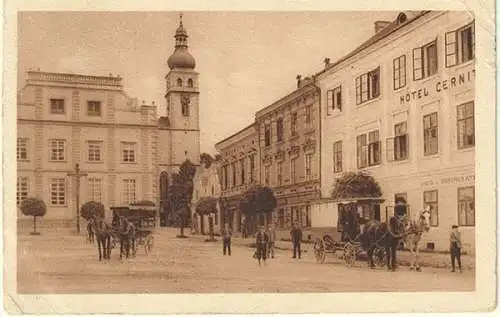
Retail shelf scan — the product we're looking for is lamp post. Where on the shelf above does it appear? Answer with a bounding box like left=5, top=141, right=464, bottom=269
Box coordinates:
left=67, top=163, right=88, bottom=234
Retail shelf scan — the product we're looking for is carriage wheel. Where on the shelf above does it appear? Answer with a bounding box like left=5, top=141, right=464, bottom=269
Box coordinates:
left=343, top=242, right=356, bottom=267
left=315, top=249, right=326, bottom=263
left=374, top=247, right=387, bottom=267
left=145, top=235, right=154, bottom=255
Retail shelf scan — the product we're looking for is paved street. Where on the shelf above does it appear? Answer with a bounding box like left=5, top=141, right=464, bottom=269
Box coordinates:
left=17, top=228, right=474, bottom=293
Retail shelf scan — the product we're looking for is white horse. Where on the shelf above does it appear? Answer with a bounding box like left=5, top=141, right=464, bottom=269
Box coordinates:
left=402, top=206, right=431, bottom=271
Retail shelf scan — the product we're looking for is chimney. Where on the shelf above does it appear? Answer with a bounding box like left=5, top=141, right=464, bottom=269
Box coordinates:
left=296, top=74, right=302, bottom=88
left=324, top=57, right=331, bottom=68
left=374, top=21, right=391, bottom=33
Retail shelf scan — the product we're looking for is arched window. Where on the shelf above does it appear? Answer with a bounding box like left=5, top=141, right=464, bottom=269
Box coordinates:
left=177, top=78, right=182, bottom=87
left=187, top=78, right=194, bottom=88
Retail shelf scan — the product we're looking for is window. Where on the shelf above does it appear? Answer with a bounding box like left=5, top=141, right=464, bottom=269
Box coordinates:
left=122, top=179, right=136, bottom=205
left=50, top=99, right=65, bottom=114
left=355, top=67, right=380, bottom=104
left=49, top=139, right=66, bottom=161
left=223, top=165, right=228, bottom=189
left=394, top=122, right=409, bottom=161
left=177, top=78, right=182, bottom=87
left=240, top=159, right=245, bottom=185
left=457, top=102, right=475, bottom=149
left=277, top=161, right=283, bottom=186
left=423, top=190, right=439, bottom=227
left=121, top=142, right=136, bottom=162
left=305, top=205, right=312, bottom=227
left=333, top=141, right=342, bottom=173
left=305, top=105, right=312, bottom=125
left=88, top=177, right=102, bottom=202
left=357, top=131, right=380, bottom=168
left=458, top=186, right=474, bottom=226
left=290, top=112, right=298, bottom=137
left=446, top=22, right=475, bottom=67
left=264, top=124, right=271, bottom=146
left=387, top=123, right=409, bottom=162
left=327, top=86, right=342, bottom=112
left=87, top=101, right=101, bottom=116
left=50, top=178, right=66, bottom=205
left=290, top=158, right=297, bottom=183
left=276, top=118, right=284, bottom=142
left=17, top=138, right=28, bottom=160
left=264, top=165, right=270, bottom=185
left=87, top=141, right=103, bottom=162
left=187, top=78, right=194, bottom=88
left=215, top=208, right=218, bottom=225
left=17, top=176, right=28, bottom=206
left=305, top=153, right=312, bottom=181
left=232, top=163, right=236, bottom=187
left=249, top=155, right=255, bottom=183
left=393, top=55, right=406, bottom=90
left=423, top=113, right=439, bottom=155
left=413, top=40, right=438, bottom=80
left=278, top=208, right=285, bottom=228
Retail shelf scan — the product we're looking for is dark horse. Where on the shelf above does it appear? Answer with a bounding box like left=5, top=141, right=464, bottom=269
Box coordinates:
left=359, top=216, right=405, bottom=271
left=118, top=217, right=136, bottom=260
left=91, top=216, right=112, bottom=261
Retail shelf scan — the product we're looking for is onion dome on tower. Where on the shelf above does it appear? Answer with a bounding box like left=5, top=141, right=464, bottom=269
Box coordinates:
left=167, top=13, right=196, bottom=70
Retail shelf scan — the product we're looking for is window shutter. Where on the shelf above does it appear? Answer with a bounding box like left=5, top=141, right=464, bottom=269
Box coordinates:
left=445, top=30, right=457, bottom=67
left=413, top=47, right=423, bottom=80
left=355, top=77, right=361, bottom=104
left=386, top=137, right=395, bottom=162
left=336, top=88, right=342, bottom=111
left=471, top=21, right=475, bottom=59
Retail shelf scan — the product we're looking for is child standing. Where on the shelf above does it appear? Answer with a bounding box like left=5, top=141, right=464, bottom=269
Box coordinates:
left=450, top=225, right=462, bottom=273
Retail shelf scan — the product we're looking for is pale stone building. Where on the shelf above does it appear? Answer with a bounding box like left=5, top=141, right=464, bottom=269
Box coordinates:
left=215, top=124, right=258, bottom=234
left=315, top=11, right=475, bottom=252
left=17, top=17, right=201, bottom=226
left=191, top=157, right=222, bottom=235
left=255, top=76, right=321, bottom=240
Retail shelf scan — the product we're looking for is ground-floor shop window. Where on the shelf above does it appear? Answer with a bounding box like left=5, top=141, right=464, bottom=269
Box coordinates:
left=458, top=186, right=475, bottom=226
left=423, top=190, right=439, bottom=226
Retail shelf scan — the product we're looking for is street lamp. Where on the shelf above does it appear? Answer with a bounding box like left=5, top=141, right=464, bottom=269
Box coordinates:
left=67, top=163, right=88, bottom=234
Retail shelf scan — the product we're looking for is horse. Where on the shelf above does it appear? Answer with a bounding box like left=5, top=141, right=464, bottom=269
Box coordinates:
left=91, top=216, right=112, bottom=261
left=117, top=216, right=136, bottom=260
left=402, top=207, right=431, bottom=271
left=87, top=218, right=95, bottom=244
left=359, top=216, right=406, bottom=271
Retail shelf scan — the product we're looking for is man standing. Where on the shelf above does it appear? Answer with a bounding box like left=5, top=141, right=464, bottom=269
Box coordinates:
left=221, top=223, right=232, bottom=256
left=255, top=226, right=269, bottom=266
left=267, top=223, right=277, bottom=259
left=450, top=225, right=462, bottom=273
left=290, top=222, right=302, bottom=259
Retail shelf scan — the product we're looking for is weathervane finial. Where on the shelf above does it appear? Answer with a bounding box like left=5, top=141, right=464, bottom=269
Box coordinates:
left=179, top=12, right=183, bottom=26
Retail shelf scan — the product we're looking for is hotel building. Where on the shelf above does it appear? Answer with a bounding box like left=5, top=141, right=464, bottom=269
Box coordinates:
left=315, top=11, right=475, bottom=252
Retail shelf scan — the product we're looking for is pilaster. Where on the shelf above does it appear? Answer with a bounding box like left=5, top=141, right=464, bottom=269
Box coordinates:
left=71, top=90, right=80, bottom=121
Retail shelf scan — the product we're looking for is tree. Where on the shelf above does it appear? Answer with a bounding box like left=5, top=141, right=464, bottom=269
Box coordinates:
left=168, top=159, right=196, bottom=237
left=20, top=197, right=47, bottom=235
left=331, top=172, right=382, bottom=199
left=80, top=201, right=105, bottom=221
left=195, top=196, right=218, bottom=241
left=239, top=185, right=277, bottom=235
left=200, top=153, right=215, bottom=169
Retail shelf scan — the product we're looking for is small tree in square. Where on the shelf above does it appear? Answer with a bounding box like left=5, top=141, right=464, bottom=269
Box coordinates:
left=168, top=159, right=196, bottom=238
left=239, top=185, right=277, bottom=235
left=80, top=201, right=105, bottom=221
left=20, top=197, right=47, bottom=235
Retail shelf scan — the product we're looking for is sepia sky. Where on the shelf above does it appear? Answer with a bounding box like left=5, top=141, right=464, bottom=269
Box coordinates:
left=18, top=11, right=398, bottom=154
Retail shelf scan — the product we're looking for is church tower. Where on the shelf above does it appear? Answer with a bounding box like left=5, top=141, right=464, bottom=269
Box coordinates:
left=165, top=13, right=201, bottom=172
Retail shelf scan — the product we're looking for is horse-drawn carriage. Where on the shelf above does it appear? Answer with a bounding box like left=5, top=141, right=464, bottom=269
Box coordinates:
left=313, top=197, right=412, bottom=268
left=110, top=203, right=156, bottom=255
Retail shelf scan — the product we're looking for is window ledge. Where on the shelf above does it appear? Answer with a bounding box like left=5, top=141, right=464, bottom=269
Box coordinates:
left=457, top=146, right=475, bottom=153
left=356, top=95, right=382, bottom=109
left=121, top=161, right=139, bottom=164
left=422, top=153, right=440, bottom=159
left=50, top=204, right=68, bottom=207
left=17, top=159, right=30, bottom=162
left=359, top=164, right=381, bottom=172
left=393, top=85, right=407, bottom=93
left=450, top=59, right=475, bottom=71
left=86, top=161, right=104, bottom=164
left=418, top=73, right=440, bottom=85
left=48, top=160, right=67, bottom=163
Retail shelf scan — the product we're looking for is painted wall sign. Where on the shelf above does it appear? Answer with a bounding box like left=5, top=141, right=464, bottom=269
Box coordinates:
left=421, top=174, right=475, bottom=187
left=399, top=68, right=475, bottom=105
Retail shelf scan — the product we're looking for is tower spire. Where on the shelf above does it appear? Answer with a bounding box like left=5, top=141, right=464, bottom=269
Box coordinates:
left=179, top=12, right=183, bottom=27
left=167, top=12, right=196, bottom=70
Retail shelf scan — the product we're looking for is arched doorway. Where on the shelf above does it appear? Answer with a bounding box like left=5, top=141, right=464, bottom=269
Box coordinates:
left=159, top=171, right=169, bottom=227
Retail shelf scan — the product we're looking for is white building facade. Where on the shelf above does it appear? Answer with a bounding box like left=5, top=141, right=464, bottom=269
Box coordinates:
left=316, top=11, right=475, bottom=253
left=17, top=17, right=201, bottom=226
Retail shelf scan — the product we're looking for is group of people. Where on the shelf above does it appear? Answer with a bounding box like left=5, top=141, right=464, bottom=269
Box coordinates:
left=219, top=222, right=304, bottom=267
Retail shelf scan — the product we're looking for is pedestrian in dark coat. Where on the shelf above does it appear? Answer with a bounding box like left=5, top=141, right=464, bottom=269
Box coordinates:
left=450, top=225, right=462, bottom=272
left=290, top=222, right=303, bottom=259
left=221, top=223, right=232, bottom=256
left=255, top=226, right=269, bottom=266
